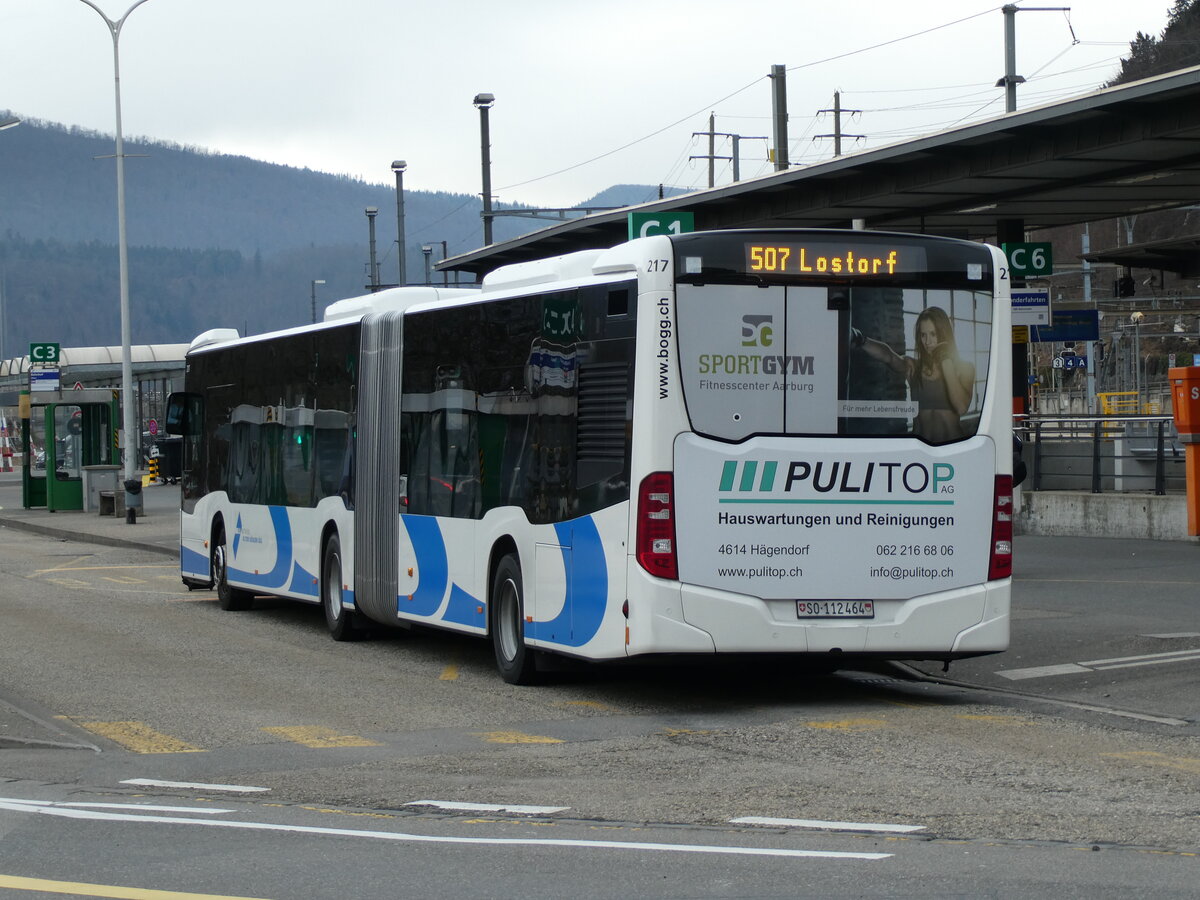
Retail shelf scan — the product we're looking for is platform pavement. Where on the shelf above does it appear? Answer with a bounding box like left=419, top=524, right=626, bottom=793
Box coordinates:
left=0, top=473, right=182, bottom=749
left=0, top=472, right=179, bottom=557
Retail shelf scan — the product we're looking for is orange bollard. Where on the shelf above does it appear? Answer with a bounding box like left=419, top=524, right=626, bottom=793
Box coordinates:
left=1168, top=366, right=1200, bottom=536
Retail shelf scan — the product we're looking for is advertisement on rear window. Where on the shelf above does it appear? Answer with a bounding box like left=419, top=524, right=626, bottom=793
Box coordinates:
left=676, top=282, right=991, bottom=444
left=673, top=434, right=995, bottom=600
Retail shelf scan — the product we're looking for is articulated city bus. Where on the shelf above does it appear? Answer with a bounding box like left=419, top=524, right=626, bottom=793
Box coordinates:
left=167, top=228, right=1013, bottom=683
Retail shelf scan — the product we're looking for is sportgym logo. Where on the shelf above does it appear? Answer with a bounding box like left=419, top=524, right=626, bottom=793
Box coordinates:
left=741, top=314, right=774, bottom=347
left=698, top=314, right=815, bottom=377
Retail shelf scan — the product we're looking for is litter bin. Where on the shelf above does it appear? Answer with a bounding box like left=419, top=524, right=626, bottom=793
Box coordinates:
left=123, top=478, right=143, bottom=524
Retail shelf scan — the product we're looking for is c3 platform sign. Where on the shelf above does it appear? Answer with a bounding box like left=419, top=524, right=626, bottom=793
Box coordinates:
left=628, top=212, right=694, bottom=240
left=29, top=342, right=60, bottom=364
left=1002, top=242, right=1053, bottom=279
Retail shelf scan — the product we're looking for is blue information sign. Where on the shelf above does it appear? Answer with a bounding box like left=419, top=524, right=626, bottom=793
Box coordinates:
left=1030, top=310, right=1099, bottom=343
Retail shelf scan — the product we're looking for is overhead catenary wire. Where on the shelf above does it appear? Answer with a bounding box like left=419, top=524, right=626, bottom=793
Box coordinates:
left=494, top=4, right=1008, bottom=196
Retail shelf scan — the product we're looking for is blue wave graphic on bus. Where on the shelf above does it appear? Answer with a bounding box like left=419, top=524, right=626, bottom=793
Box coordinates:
left=287, top=562, right=319, bottom=598
left=228, top=507, right=294, bottom=589
left=526, top=518, right=607, bottom=647
left=399, top=513, right=606, bottom=646
left=399, top=515, right=449, bottom=617
left=181, top=544, right=209, bottom=579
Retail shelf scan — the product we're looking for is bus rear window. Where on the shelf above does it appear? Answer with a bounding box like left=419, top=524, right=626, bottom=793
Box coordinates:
left=676, top=282, right=992, bottom=443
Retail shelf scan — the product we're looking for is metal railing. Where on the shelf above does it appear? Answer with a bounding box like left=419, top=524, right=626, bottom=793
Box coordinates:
left=1016, top=414, right=1182, bottom=495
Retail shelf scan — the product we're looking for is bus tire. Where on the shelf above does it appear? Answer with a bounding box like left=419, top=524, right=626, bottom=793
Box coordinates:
left=213, top=525, right=254, bottom=611
left=491, top=554, right=538, bottom=685
left=322, top=533, right=361, bottom=641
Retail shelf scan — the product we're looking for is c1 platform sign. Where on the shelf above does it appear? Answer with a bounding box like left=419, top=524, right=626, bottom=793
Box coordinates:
left=1002, top=242, right=1053, bottom=279
left=628, top=212, right=694, bottom=240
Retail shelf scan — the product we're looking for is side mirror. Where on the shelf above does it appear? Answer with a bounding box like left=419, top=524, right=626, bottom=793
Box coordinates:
left=165, top=392, right=201, bottom=436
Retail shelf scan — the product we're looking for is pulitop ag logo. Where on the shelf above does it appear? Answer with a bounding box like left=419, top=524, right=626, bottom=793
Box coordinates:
left=718, top=459, right=956, bottom=498
left=699, top=314, right=814, bottom=376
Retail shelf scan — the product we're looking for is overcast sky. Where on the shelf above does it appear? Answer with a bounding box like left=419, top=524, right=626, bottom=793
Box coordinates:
left=2, top=1, right=1174, bottom=208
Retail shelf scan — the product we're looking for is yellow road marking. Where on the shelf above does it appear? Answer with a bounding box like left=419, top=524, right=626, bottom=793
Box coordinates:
left=102, top=576, right=147, bottom=585
left=34, top=565, right=177, bottom=574
left=661, top=727, right=713, bottom=735
left=439, top=665, right=459, bottom=681
left=75, top=721, right=203, bottom=754
left=36, top=554, right=94, bottom=573
left=804, top=718, right=886, bottom=732
left=955, top=714, right=1032, bottom=725
left=261, top=726, right=381, bottom=748
left=1102, top=751, right=1200, bottom=775
left=558, top=700, right=618, bottom=712
left=474, top=730, right=564, bottom=744
left=43, top=577, right=91, bottom=589
left=0, top=873, right=270, bottom=898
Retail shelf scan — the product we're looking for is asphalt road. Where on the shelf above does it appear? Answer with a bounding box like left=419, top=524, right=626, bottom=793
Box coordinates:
left=0, top=477, right=1197, bottom=896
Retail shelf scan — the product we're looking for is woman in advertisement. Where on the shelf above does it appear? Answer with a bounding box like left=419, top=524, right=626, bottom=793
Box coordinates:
left=852, top=306, right=975, bottom=442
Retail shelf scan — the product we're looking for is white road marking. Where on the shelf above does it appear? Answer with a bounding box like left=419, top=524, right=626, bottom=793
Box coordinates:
left=997, top=647, right=1200, bottom=680
left=731, top=816, right=924, bottom=834
left=17, top=800, right=235, bottom=814
left=1141, top=632, right=1200, bottom=639
left=996, top=663, right=1091, bottom=680
left=1080, top=648, right=1200, bottom=668
left=120, top=778, right=269, bottom=793
left=0, top=798, right=890, bottom=861
left=405, top=800, right=569, bottom=814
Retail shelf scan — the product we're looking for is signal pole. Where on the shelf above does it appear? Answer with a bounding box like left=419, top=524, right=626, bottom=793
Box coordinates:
left=691, top=114, right=768, bottom=185
left=814, top=91, right=864, bottom=157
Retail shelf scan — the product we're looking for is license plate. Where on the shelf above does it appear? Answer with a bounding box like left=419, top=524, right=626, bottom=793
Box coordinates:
left=796, top=600, right=874, bottom=619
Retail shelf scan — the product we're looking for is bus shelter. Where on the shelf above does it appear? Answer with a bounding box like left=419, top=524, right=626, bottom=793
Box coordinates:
left=19, top=388, right=120, bottom=512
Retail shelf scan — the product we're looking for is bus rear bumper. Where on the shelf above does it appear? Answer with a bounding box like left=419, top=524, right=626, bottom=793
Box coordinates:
left=674, top=581, right=1010, bottom=655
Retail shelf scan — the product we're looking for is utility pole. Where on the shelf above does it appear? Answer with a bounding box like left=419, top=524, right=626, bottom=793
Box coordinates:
left=770, top=64, right=789, bottom=171
left=814, top=91, right=864, bottom=157
left=691, top=114, right=729, bottom=188
left=997, top=5, right=1072, bottom=112
left=691, top=114, right=768, bottom=185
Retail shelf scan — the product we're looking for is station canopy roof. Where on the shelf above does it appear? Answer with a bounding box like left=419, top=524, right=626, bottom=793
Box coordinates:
left=1081, top=234, right=1200, bottom=276
left=0, top=344, right=188, bottom=381
left=442, top=65, right=1200, bottom=278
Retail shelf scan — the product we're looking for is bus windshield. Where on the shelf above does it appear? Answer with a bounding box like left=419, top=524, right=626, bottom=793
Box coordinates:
left=674, top=232, right=994, bottom=444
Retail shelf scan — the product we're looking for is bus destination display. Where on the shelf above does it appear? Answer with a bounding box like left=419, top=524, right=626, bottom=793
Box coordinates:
left=745, top=242, right=928, bottom=277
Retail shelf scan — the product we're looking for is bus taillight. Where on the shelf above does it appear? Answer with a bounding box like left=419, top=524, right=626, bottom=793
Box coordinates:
left=988, top=475, right=1014, bottom=580
left=636, top=472, right=678, bottom=580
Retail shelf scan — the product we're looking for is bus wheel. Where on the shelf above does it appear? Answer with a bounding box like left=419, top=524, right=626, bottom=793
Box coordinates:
left=213, top=526, right=253, bottom=611
left=491, top=554, right=538, bottom=685
left=322, top=533, right=361, bottom=641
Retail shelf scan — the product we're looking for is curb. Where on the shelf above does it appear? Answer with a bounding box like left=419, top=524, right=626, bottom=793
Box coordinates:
left=0, top=516, right=177, bottom=557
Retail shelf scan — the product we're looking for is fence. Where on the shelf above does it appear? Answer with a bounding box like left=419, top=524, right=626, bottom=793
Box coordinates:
left=1017, top=414, right=1183, bottom=495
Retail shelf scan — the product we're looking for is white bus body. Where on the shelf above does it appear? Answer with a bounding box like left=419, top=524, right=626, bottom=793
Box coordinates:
left=170, top=229, right=1013, bottom=682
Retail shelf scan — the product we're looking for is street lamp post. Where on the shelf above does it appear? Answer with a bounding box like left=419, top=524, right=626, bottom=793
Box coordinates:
left=473, top=93, right=494, bottom=245
left=77, top=0, right=154, bottom=491
left=0, top=118, right=16, bottom=360
left=391, top=160, right=407, bottom=286
left=422, top=246, right=433, bottom=285
left=310, top=279, right=325, bottom=324
left=365, top=207, right=380, bottom=291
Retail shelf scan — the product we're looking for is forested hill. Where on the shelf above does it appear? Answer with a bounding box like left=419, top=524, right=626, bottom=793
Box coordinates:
left=0, top=118, right=673, bottom=353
